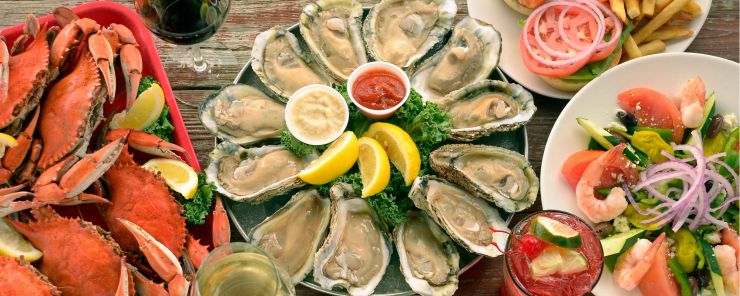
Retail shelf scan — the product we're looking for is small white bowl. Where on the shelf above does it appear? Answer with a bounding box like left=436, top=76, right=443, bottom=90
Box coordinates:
left=347, top=61, right=411, bottom=119
left=284, top=84, right=349, bottom=146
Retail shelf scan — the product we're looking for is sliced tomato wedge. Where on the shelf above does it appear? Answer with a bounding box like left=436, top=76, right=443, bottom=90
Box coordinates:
left=561, top=150, right=606, bottom=189
left=618, top=88, right=685, bottom=143
left=638, top=241, right=680, bottom=296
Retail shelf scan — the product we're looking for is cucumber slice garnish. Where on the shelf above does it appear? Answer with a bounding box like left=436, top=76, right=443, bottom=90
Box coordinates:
left=601, top=229, right=646, bottom=256
left=577, top=118, right=620, bottom=149
left=531, top=246, right=589, bottom=278
left=530, top=216, right=582, bottom=248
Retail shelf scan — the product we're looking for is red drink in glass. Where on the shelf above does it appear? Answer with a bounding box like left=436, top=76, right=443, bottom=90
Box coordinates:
left=501, top=211, right=604, bottom=296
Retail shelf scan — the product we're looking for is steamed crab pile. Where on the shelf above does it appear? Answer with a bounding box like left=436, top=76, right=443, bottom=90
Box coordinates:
left=0, top=7, right=228, bottom=296
left=197, top=0, right=540, bottom=295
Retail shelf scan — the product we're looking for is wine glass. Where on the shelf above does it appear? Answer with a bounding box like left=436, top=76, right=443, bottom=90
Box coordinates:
left=134, top=0, right=234, bottom=75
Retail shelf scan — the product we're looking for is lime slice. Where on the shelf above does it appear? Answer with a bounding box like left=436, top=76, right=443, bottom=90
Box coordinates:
left=531, top=246, right=564, bottom=278
left=142, top=158, right=199, bottom=199
left=0, top=219, right=42, bottom=262
left=530, top=216, right=582, bottom=248
left=559, top=249, right=589, bottom=274
left=110, top=83, right=165, bottom=130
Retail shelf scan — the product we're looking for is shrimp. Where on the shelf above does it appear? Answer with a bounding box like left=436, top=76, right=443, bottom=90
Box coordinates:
left=576, top=143, right=635, bottom=223
left=714, top=244, right=739, bottom=295
left=678, top=76, right=706, bottom=128
left=614, top=233, right=667, bottom=291
left=721, top=228, right=740, bottom=262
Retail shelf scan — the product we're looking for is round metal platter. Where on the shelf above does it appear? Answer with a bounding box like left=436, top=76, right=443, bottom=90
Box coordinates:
left=221, top=10, right=530, bottom=296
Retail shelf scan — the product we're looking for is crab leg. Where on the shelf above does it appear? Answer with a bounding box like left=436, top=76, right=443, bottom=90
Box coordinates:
left=108, top=129, right=186, bottom=160
left=0, top=184, right=40, bottom=217
left=49, top=7, right=100, bottom=79
left=0, top=107, right=39, bottom=184
left=102, top=24, right=142, bottom=108
left=213, top=197, right=230, bottom=248
left=130, top=264, right=169, bottom=296
left=115, top=259, right=131, bottom=296
left=118, top=218, right=189, bottom=296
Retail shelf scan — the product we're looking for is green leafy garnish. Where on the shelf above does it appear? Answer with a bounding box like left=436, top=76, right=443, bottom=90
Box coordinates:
left=137, top=76, right=158, bottom=96
left=562, top=22, right=635, bottom=81
left=143, top=105, right=175, bottom=143
left=280, top=129, right=324, bottom=157
left=176, top=173, right=216, bottom=225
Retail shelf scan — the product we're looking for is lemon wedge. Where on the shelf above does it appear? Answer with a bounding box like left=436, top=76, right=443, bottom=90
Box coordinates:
left=363, top=122, right=421, bottom=186
left=110, top=83, right=165, bottom=130
left=0, top=219, right=42, bottom=262
left=357, top=137, right=391, bottom=198
left=142, top=158, right=199, bottom=199
left=298, top=131, right=359, bottom=185
left=0, top=132, right=18, bottom=158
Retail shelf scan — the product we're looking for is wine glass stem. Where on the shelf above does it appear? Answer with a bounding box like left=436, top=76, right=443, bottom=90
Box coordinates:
left=192, top=45, right=208, bottom=73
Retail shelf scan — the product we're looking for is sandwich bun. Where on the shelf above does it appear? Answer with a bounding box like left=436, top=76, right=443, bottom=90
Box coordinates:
left=503, top=0, right=535, bottom=15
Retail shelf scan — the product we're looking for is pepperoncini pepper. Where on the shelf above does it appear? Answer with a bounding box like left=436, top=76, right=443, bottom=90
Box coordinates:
left=631, top=131, right=673, bottom=163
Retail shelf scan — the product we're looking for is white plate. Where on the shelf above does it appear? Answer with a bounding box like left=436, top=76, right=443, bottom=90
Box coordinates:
left=467, top=0, right=711, bottom=99
left=541, top=53, right=739, bottom=295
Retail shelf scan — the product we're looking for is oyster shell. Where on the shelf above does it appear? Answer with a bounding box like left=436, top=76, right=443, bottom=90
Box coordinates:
left=313, top=183, right=391, bottom=296
left=395, top=211, right=459, bottom=296
left=363, top=0, right=457, bottom=69
left=249, top=189, right=331, bottom=285
left=300, top=0, right=367, bottom=82
left=409, top=175, right=509, bottom=257
left=205, top=142, right=318, bottom=203
left=251, top=27, right=332, bottom=100
left=430, top=144, right=539, bottom=213
left=410, top=16, right=502, bottom=100
left=432, top=80, right=536, bottom=141
left=198, top=84, right=286, bottom=145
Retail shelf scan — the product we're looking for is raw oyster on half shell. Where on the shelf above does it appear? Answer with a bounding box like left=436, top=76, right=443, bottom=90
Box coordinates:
left=300, top=0, right=367, bottom=81
left=249, top=189, right=331, bottom=285
left=251, top=27, right=332, bottom=100
left=363, top=0, right=457, bottom=69
left=409, top=175, right=509, bottom=257
left=430, top=144, right=538, bottom=213
left=198, top=84, right=286, bottom=145
left=431, top=80, right=536, bottom=141
left=410, top=16, right=502, bottom=100
left=205, top=142, right=318, bottom=203
left=395, top=210, right=459, bottom=296
left=313, top=183, right=391, bottom=296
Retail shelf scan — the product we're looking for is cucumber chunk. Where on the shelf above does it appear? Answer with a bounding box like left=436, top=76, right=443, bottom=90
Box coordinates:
left=577, top=118, right=620, bottom=149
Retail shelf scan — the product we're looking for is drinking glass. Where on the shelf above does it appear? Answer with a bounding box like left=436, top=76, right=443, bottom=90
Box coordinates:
left=134, top=0, right=234, bottom=75
left=195, top=242, right=294, bottom=296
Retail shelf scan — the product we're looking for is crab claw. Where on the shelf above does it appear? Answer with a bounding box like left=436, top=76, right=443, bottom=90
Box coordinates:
left=115, top=259, right=130, bottom=296
left=120, top=44, right=142, bottom=109
left=88, top=31, right=116, bottom=102
left=117, top=217, right=188, bottom=295
left=0, top=184, right=40, bottom=217
left=213, top=197, right=230, bottom=248
left=109, top=129, right=186, bottom=160
left=53, top=7, right=79, bottom=27
left=1, top=107, right=40, bottom=184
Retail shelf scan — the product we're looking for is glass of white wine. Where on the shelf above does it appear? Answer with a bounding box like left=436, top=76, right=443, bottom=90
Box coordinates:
left=195, top=242, right=294, bottom=296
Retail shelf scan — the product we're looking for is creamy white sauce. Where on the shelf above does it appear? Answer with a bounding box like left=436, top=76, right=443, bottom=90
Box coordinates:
left=287, top=89, right=347, bottom=143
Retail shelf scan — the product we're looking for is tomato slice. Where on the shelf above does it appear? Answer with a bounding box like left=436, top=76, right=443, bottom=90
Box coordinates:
left=618, top=88, right=685, bottom=143
left=561, top=150, right=606, bottom=190
left=638, top=241, right=680, bottom=296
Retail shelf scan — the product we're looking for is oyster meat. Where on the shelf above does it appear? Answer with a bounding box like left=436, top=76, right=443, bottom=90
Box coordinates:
left=363, top=0, right=457, bottom=69
left=300, top=0, right=367, bottom=81
left=314, top=183, right=391, bottom=296
left=251, top=27, right=332, bottom=100
left=249, top=189, right=331, bottom=285
left=409, top=176, right=509, bottom=257
left=411, top=16, right=502, bottom=100
left=430, top=144, right=539, bottom=213
left=198, top=84, right=285, bottom=145
left=395, top=211, right=459, bottom=296
left=431, top=80, right=536, bottom=141
left=205, top=142, right=318, bottom=203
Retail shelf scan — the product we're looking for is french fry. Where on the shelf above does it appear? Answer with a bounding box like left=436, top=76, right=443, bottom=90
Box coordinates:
left=638, top=40, right=667, bottom=56
left=682, top=0, right=702, bottom=15
left=633, top=0, right=689, bottom=44
left=645, top=26, right=694, bottom=41
left=671, top=11, right=696, bottom=23
left=656, top=0, right=673, bottom=13
left=610, top=0, right=628, bottom=24
left=642, top=0, right=656, bottom=17
left=623, top=34, right=642, bottom=59
left=626, top=0, right=641, bottom=19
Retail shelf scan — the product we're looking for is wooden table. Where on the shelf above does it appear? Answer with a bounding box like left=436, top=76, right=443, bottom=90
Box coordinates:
left=1, top=0, right=737, bottom=295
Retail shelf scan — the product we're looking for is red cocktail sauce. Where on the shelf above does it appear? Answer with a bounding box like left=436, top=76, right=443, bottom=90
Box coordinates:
left=351, top=69, right=406, bottom=110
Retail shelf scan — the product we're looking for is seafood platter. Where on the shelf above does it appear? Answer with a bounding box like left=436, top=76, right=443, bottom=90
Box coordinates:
left=197, top=0, right=540, bottom=295
left=0, top=2, right=230, bottom=295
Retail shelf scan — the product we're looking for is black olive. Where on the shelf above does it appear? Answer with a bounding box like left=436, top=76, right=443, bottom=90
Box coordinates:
left=705, top=180, right=714, bottom=191
left=697, top=268, right=711, bottom=288
left=706, top=114, right=724, bottom=139
left=617, top=111, right=638, bottom=127
left=593, top=222, right=614, bottom=238
left=609, top=131, right=628, bottom=143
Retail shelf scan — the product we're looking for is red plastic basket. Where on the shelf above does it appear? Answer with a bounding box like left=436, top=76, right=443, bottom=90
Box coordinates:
left=0, top=1, right=200, bottom=171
